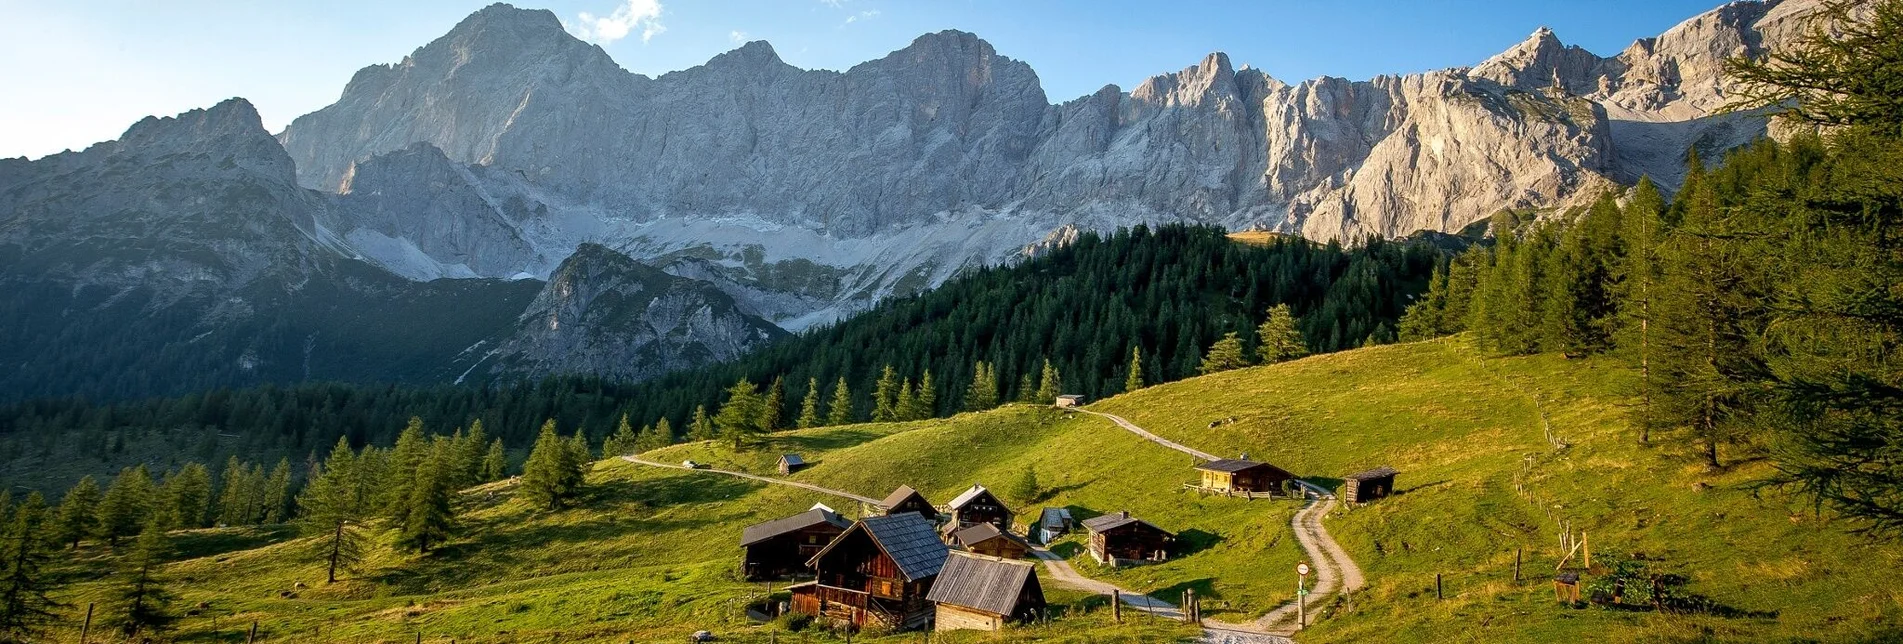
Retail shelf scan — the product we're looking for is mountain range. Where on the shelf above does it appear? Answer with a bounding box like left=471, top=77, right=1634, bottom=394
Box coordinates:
left=0, top=0, right=1831, bottom=400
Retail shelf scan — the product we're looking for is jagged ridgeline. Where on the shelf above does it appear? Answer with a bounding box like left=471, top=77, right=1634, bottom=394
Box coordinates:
left=0, top=225, right=1439, bottom=492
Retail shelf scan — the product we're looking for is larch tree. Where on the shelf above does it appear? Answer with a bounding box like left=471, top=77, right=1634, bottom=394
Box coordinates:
left=297, top=437, right=368, bottom=583
left=603, top=415, right=639, bottom=458
left=481, top=438, right=508, bottom=481
left=689, top=405, right=717, bottom=442
left=521, top=420, right=583, bottom=511
left=715, top=379, right=766, bottom=449
left=1034, top=360, right=1062, bottom=403
left=964, top=362, right=999, bottom=412
left=97, top=466, right=154, bottom=545
left=53, top=476, right=101, bottom=550
left=1199, top=332, right=1250, bottom=375
left=0, top=493, right=59, bottom=644
left=1256, top=304, right=1310, bottom=364
left=108, top=520, right=175, bottom=638
left=761, top=376, right=787, bottom=432
left=871, top=366, right=901, bottom=422
left=1123, top=348, right=1144, bottom=393
left=161, top=463, right=212, bottom=530
left=396, top=442, right=455, bottom=553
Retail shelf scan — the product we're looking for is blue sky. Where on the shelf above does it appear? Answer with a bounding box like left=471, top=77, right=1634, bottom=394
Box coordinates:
left=0, top=0, right=1726, bottom=160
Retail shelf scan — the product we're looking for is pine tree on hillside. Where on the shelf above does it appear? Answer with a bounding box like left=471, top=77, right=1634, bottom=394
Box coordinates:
left=53, top=476, right=101, bottom=550
left=395, top=443, right=454, bottom=553
left=160, top=463, right=211, bottom=530
left=1398, top=263, right=1451, bottom=341
left=635, top=419, right=671, bottom=453
left=965, top=362, right=999, bottom=412
left=761, top=376, right=786, bottom=432
left=566, top=433, right=593, bottom=478
left=603, top=415, right=639, bottom=458
left=715, top=379, right=766, bottom=449
left=871, top=366, right=901, bottom=422
left=689, top=405, right=717, bottom=442
left=914, top=371, right=938, bottom=420
left=0, top=492, right=60, bottom=643
left=1015, top=373, right=1037, bottom=404
left=458, top=421, right=491, bottom=488
left=1256, top=305, right=1310, bottom=364
left=1199, top=333, right=1250, bottom=375
left=1124, top=348, right=1145, bottom=393
left=522, top=420, right=582, bottom=511
left=214, top=458, right=260, bottom=527
left=97, top=466, right=154, bottom=545
left=298, top=437, right=368, bottom=583
left=107, top=520, right=174, bottom=638
left=826, top=377, right=855, bottom=426
left=894, top=378, right=918, bottom=422
left=1007, top=466, right=1041, bottom=505
left=263, top=458, right=293, bottom=524
left=1616, top=178, right=1667, bottom=443
left=1034, top=360, right=1062, bottom=403
left=796, top=378, right=822, bottom=429
left=381, top=418, right=429, bottom=524
left=481, top=438, right=508, bottom=481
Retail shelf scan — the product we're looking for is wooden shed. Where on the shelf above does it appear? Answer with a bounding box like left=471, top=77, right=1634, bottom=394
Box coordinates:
left=926, top=552, right=1046, bottom=632
left=791, top=514, right=949, bottom=631
left=1193, top=458, right=1294, bottom=496
left=739, top=508, right=851, bottom=581
left=1081, top=511, right=1174, bottom=566
left=1341, top=466, right=1398, bottom=504
left=1035, top=508, right=1073, bottom=545
left=778, top=454, right=809, bottom=475
left=880, top=485, right=938, bottom=523
left=1053, top=395, right=1084, bottom=408
left=948, top=523, right=1032, bottom=560
left=944, top=484, right=1012, bottom=529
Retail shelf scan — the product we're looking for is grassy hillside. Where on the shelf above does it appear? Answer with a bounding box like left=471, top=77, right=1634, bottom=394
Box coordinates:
left=42, top=337, right=1903, bottom=643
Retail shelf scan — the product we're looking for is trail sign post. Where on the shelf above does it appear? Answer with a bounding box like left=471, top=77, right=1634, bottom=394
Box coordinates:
left=1297, top=562, right=1311, bottom=629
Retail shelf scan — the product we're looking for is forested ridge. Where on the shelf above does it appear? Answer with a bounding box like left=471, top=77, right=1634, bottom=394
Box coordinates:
left=0, top=224, right=1441, bottom=494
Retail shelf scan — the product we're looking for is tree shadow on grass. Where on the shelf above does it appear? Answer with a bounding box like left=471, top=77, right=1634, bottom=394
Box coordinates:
left=1304, top=477, right=1345, bottom=493
left=1174, top=529, right=1224, bottom=557
left=172, top=525, right=301, bottom=562
left=766, top=428, right=891, bottom=453
left=1151, top=577, right=1220, bottom=603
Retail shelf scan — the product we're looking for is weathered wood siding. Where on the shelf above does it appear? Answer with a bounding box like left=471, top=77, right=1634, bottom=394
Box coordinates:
left=935, top=604, right=1003, bottom=632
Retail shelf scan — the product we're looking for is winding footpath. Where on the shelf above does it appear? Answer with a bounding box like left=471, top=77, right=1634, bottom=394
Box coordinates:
left=1077, top=409, right=1367, bottom=636
left=620, top=455, right=882, bottom=505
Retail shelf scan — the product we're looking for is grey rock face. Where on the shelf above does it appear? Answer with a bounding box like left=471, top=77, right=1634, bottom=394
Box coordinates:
left=333, top=142, right=541, bottom=279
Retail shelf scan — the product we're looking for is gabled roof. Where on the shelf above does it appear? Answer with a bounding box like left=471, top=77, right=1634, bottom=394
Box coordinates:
left=1038, top=508, right=1072, bottom=528
left=1196, top=458, right=1280, bottom=473
left=1344, top=466, right=1398, bottom=481
left=740, top=508, right=850, bottom=546
left=925, top=552, right=1039, bottom=616
left=947, top=484, right=1000, bottom=510
left=881, top=485, right=930, bottom=509
left=951, top=522, right=1030, bottom=549
left=808, top=514, right=948, bottom=582
left=1081, top=511, right=1170, bottom=536
left=779, top=454, right=805, bottom=466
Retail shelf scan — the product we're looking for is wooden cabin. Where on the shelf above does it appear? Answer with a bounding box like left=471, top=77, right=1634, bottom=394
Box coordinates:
left=1035, top=508, right=1073, bottom=545
left=1194, top=458, right=1294, bottom=495
left=1081, top=511, right=1174, bottom=566
left=739, top=508, right=851, bottom=580
left=778, top=454, right=809, bottom=475
left=944, top=484, right=1012, bottom=529
left=791, top=514, right=949, bottom=630
left=880, top=485, right=938, bottom=523
left=948, top=523, right=1032, bottom=560
left=1341, top=466, right=1398, bottom=504
left=926, top=552, right=1046, bottom=632
left=1053, top=394, right=1084, bottom=408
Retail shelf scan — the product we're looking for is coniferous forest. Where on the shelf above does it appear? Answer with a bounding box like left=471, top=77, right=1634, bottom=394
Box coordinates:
left=0, top=224, right=1442, bottom=494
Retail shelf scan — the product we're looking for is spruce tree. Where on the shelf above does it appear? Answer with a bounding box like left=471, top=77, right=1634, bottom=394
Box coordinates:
left=827, top=377, right=855, bottom=426
left=1016, top=373, right=1037, bottom=403
left=964, top=362, right=999, bottom=412
left=0, top=493, right=59, bottom=643
left=215, top=459, right=263, bottom=527
left=761, top=376, right=786, bottom=432
left=1256, top=305, right=1310, bottom=364
left=1199, top=333, right=1250, bottom=375
left=108, top=520, right=175, bottom=638
left=914, top=371, right=938, bottom=420
left=871, top=366, right=901, bottom=422
left=689, top=405, right=717, bottom=442
left=1616, top=178, right=1667, bottom=443
left=1035, top=360, right=1062, bottom=403
left=894, top=378, right=917, bottom=422
left=796, top=377, right=823, bottom=429
left=1123, top=348, right=1144, bottom=393
left=395, top=444, right=454, bottom=553
left=459, top=421, right=491, bottom=488
left=53, top=476, right=101, bottom=549
left=381, top=418, right=429, bottom=523
left=603, top=415, right=639, bottom=458
left=262, top=458, right=293, bottom=523
left=481, top=438, right=508, bottom=481
left=297, top=437, right=367, bottom=583
left=715, top=379, right=766, bottom=449
left=97, top=466, right=154, bottom=545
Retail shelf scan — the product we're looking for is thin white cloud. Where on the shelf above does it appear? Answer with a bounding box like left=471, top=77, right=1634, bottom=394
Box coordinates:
left=844, top=10, right=880, bottom=25
left=819, top=0, right=847, bottom=8
left=570, top=0, right=666, bottom=45
left=729, top=30, right=749, bottom=44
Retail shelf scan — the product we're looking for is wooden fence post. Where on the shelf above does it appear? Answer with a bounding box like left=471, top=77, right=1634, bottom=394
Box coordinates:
left=1111, top=590, right=1121, bottom=623
left=78, top=602, right=93, bottom=644
left=1582, top=532, right=1591, bottom=569
left=1515, top=548, right=1523, bottom=585
left=1436, top=573, right=1443, bottom=600
left=246, top=620, right=258, bottom=644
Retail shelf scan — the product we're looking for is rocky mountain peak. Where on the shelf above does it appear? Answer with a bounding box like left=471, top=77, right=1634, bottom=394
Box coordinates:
left=1472, top=25, right=1606, bottom=94
left=702, top=40, right=788, bottom=72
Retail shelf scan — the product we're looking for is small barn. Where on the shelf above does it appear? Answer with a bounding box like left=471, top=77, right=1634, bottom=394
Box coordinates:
left=1081, top=511, right=1174, bottom=566
left=880, top=485, right=938, bottom=523
left=1053, top=395, right=1084, bottom=408
left=1035, top=508, right=1073, bottom=545
left=739, top=508, right=851, bottom=580
left=926, top=552, right=1047, bottom=632
left=1341, top=466, right=1398, bottom=504
left=945, top=484, right=1012, bottom=529
left=792, top=513, right=948, bottom=630
left=949, top=523, right=1032, bottom=560
left=1194, top=458, right=1294, bottom=496
left=778, top=454, right=809, bottom=475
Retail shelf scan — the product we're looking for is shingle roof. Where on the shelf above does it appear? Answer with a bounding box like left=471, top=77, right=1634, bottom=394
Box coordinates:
left=1038, top=508, right=1072, bottom=529
left=861, top=514, right=949, bottom=582
left=1344, top=466, right=1398, bottom=481
left=780, top=454, right=805, bottom=466
left=1081, top=511, right=1168, bottom=536
left=951, top=522, right=1030, bottom=549
left=1196, top=458, right=1273, bottom=473
left=740, top=508, right=849, bottom=546
left=925, top=553, right=1038, bottom=616
left=946, top=484, right=995, bottom=510
left=881, top=485, right=928, bottom=509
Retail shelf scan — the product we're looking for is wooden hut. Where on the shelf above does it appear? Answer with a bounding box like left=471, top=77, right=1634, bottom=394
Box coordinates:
left=790, top=514, right=949, bottom=630
left=948, top=523, right=1032, bottom=560
left=1341, top=466, right=1398, bottom=504
left=739, top=508, right=851, bottom=580
left=1193, top=458, right=1294, bottom=497
left=1053, top=395, right=1084, bottom=408
left=1081, top=511, right=1174, bottom=566
left=1035, top=508, right=1073, bottom=545
left=880, top=485, right=938, bottom=523
left=945, top=484, right=1012, bottom=529
left=926, top=552, right=1046, bottom=632
left=777, top=454, right=809, bottom=475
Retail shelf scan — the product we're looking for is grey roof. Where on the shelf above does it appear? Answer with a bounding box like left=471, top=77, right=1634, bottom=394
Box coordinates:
left=780, top=454, right=805, bottom=466
left=1196, top=459, right=1277, bottom=473
left=946, top=484, right=996, bottom=510
left=925, top=553, right=1038, bottom=616
left=741, top=508, right=849, bottom=546
left=881, top=485, right=929, bottom=509
left=1038, top=508, right=1072, bottom=529
left=951, top=523, right=1030, bottom=549
left=860, top=514, right=949, bottom=582
left=1081, top=511, right=1169, bottom=536
left=1344, top=466, right=1398, bottom=481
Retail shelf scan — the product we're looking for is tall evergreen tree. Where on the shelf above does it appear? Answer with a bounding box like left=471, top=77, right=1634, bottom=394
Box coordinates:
left=826, top=377, right=855, bottom=426
left=871, top=366, right=901, bottom=422
left=1617, top=178, right=1668, bottom=442
left=481, top=438, right=508, bottom=481
left=108, top=520, right=175, bottom=638
left=796, top=377, right=823, bottom=429
left=395, top=443, right=454, bottom=553
left=1199, top=333, right=1250, bottom=375
left=97, top=466, right=154, bottom=545
left=521, top=420, right=582, bottom=511
left=0, top=492, right=59, bottom=644
left=262, top=458, right=293, bottom=523
left=160, top=463, right=211, bottom=530
left=458, top=421, right=491, bottom=488
left=760, top=376, right=786, bottom=432
left=964, top=362, right=999, bottom=412
left=603, top=415, right=639, bottom=458
left=689, top=405, right=717, bottom=442
left=380, top=418, right=429, bottom=524
left=1034, top=360, right=1062, bottom=403
left=894, top=378, right=918, bottom=422
left=715, top=379, right=766, bottom=449
left=914, top=371, right=938, bottom=420
left=297, top=437, right=367, bottom=583
left=1124, top=348, right=1145, bottom=393
left=1256, top=304, right=1310, bottom=364
left=53, top=476, right=101, bottom=550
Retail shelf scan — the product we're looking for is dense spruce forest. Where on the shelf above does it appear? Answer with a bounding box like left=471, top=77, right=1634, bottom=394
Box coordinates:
left=1397, top=2, right=1903, bottom=537
left=0, top=224, right=1442, bottom=494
